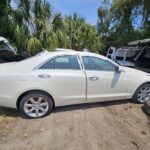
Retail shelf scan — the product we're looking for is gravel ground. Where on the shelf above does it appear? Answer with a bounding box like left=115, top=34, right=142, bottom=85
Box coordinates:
left=0, top=100, right=150, bottom=150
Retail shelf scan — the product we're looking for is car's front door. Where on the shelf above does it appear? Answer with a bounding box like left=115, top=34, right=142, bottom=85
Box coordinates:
left=34, top=54, right=86, bottom=106
left=80, top=54, right=130, bottom=103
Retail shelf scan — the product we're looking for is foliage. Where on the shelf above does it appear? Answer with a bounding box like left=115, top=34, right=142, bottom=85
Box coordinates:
left=1, top=0, right=149, bottom=54
left=97, top=0, right=150, bottom=51
left=64, top=14, right=102, bottom=52
left=0, top=0, right=102, bottom=56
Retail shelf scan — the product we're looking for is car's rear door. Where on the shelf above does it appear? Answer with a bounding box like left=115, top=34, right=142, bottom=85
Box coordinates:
left=80, top=53, right=129, bottom=103
left=34, top=54, right=86, bottom=106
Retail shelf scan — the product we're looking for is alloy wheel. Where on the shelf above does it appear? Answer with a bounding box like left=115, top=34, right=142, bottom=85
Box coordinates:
left=23, top=96, right=49, bottom=118
left=137, top=86, right=150, bottom=103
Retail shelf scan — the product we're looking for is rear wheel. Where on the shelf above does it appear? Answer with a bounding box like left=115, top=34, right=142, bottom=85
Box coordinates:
left=133, top=83, right=150, bottom=103
left=20, top=92, right=53, bottom=118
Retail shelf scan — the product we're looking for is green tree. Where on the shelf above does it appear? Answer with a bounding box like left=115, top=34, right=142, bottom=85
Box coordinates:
left=64, top=13, right=102, bottom=52
left=0, top=0, right=102, bottom=55
left=97, top=0, right=150, bottom=51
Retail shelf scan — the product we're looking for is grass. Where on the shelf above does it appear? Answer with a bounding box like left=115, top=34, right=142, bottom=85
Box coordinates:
left=0, top=106, right=18, bottom=115
left=0, top=107, right=18, bottom=123
left=0, top=107, right=18, bottom=135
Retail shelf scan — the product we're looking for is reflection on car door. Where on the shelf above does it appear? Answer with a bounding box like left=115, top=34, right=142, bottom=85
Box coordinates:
left=80, top=54, right=130, bottom=103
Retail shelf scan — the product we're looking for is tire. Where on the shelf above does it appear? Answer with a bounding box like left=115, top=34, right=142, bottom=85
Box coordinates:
left=20, top=91, right=53, bottom=118
left=143, top=100, right=150, bottom=116
left=133, top=83, right=150, bottom=103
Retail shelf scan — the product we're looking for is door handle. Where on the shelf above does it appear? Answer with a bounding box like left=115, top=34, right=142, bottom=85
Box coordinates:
left=89, top=76, right=99, bottom=81
left=38, top=74, right=51, bottom=78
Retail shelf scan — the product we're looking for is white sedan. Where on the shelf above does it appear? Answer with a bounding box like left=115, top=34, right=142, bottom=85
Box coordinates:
left=0, top=49, right=150, bottom=118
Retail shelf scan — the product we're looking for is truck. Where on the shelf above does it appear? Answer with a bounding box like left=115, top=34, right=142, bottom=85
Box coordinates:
left=106, top=39, right=150, bottom=73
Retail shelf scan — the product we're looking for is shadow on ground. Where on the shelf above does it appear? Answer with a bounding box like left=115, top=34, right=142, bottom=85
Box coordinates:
left=0, top=107, right=19, bottom=118
left=54, top=100, right=131, bottom=113
left=141, top=106, right=150, bottom=127
left=141, top=106, right=150, bottom=116
left=0, top=100, right=131, bottom=118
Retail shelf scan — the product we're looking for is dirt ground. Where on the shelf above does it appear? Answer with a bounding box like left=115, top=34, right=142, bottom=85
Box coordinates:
left=0, top=100, right=150, bottom=150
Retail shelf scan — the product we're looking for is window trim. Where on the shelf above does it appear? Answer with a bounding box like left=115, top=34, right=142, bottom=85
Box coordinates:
left=81, top=56, right=116, bottom=72
left=36, top=54, right=82, bottom=70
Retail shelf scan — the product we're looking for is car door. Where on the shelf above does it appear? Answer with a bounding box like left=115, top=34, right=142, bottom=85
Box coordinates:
left=80, top=54, right=130, bottom=103
left=33, top=54, right=86, bottom=106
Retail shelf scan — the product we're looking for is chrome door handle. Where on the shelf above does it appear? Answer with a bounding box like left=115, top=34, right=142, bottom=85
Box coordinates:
left=38, top=74, right=51, bottom=78
left=89, top=76, right=99, bottom=81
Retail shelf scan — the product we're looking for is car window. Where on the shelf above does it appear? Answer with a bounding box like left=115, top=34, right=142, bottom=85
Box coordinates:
left=40, top=55, right=80, bottom=70
left=108, top=49, right=114, bottom=54
left=40, top=59, right=55, bottom=69
left=82, top=56, right=116, bottom=71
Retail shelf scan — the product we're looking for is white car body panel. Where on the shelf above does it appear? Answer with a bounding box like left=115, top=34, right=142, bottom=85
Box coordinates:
left=33, top=69, right=86, bottom=106
left=0, top=49, right=150, bottom=108
left=85, top=70, right=130, bottom=102
left=80, top=53, right=131, bottom=102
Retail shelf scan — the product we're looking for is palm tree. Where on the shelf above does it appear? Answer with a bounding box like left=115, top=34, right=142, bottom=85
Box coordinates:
left=63, top=13, right=101, bottom=52
left=0, top=0, right=102, bottom=56
left=12, top=0, right=52, bottom=55
left=0, top=0, right=14, bottom=40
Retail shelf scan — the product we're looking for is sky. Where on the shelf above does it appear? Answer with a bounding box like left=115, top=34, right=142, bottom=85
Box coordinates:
left=48, top=0, right=101, bottom=25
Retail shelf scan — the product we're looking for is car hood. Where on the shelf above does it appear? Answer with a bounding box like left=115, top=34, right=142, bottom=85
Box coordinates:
left=121, top=66, right=149, bottom=76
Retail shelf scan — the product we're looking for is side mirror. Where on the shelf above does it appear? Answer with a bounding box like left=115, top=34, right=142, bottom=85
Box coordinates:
left=115, top=66, right=124, bottom=72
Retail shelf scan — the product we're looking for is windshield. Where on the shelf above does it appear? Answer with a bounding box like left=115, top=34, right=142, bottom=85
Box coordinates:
left=126, top=50, right=141, bottom=62
left=115, top=49, right=126, bottom=61
left=115, top=49, right=141, bottom=62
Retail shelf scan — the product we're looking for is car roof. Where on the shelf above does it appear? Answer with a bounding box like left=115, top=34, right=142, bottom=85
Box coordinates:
left=3, top=49, right=117, bottom=72
left=38, top=49, right=116, bottom=65
left=43, top=49, right=117, bottom=66
left=128, top=39, right=150, bottom=46
left=50, top=48, right=108, bottom=59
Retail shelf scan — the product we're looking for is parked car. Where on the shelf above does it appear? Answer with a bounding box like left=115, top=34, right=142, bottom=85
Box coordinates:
left=0, top=37, right=27, bottom=63
left=0, top=37, right=16, bottom=63
left=106, top=39, right=150, bottom=73
left=0, top=49, right=150, bottom=118
left=143, top=100, right=150, bottom=116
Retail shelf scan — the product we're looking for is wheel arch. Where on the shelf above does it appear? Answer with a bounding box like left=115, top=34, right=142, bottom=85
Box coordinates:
left=134, top=82, right=150, bottom=94
left=132, top=82, right=150, bottom=101
left=16, top=89, right=55, bottom=110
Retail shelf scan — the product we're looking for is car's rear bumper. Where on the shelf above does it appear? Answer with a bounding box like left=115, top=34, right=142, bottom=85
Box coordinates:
left=0, top=95, right=16, bottom=108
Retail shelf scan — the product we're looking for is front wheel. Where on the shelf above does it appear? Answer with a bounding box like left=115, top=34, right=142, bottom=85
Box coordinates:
left=133, top=83, right=150, bottom=103
left=20, top=91, right=53, bottom=118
